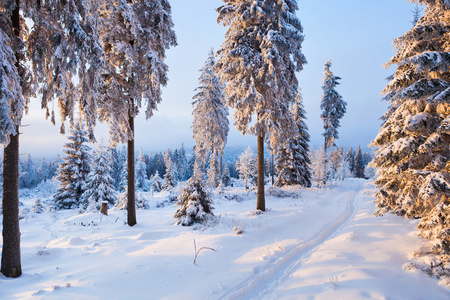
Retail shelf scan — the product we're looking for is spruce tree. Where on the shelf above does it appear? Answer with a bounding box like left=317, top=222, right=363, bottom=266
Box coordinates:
left=174, top=168, right=213, bottom=226
left=81, top=144, right=117, bottom=211
left=216, top=0, right=306, bottom=211
left=236, top=146, right=256, bottom=190
left=275, top=90, right=311, bottom=187
left=320, top=60, right=347, bottom=185
left=192, top=49, right=229, bottom=182
left=54, top=121, right=91, bottom=210
left=371, top=0, right=450, bottom=219
left=372, top=0, right=450, bottom=272
left=98, top=0, right=176, bottom=226
left=163, top=157, right=178, bottom=190
left=354, top=146, right=365, bottom=179
left=135, top=148, right=148, bottom=191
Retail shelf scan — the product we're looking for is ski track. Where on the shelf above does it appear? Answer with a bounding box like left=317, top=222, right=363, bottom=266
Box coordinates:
left=218, top=182, right=363, bottom=300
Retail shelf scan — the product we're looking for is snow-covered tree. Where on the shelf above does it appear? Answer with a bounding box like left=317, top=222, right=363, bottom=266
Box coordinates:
left=207, top=151, right=221, bottom=188
left=81, top=144, right=117, bottom=211
left=371, top=0, right=450, bottom=275
left=98, top=0, right=176, bottom=226
left=371, top=0, right=450, bottom=220
left=275, top=90, right=311, bottom=187
left=174, top=169, right=214, bottom=226
left=309, top=148, right=327, bottom=187
left=54, top=121, right=91, bottom=210
left=222, top=164, right=231, bottom=187
left=216, top=0, right=306, bottom=211
left=31, top=197, right=44, bottom=214
left=110, top=147, right=125, bottom=190
left=135, top=148, right=148, bottom=191
left=192, top=49, right=229, bottom=182
left=150, top=170, right=163, bottom=193
left=354, top=146, right=365, bottom=179
left=236, top=146, right=256, bottom=190
left=320, top=60, right=347, bottom=185
left=163, top=157, right=178, bottom=190
left=19, top=154, right=38, bottom=189
left=346, top=147, right=356, bottom=177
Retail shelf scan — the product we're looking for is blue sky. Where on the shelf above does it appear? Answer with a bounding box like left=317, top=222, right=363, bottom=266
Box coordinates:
left=20, top=0, right=418, bottom=158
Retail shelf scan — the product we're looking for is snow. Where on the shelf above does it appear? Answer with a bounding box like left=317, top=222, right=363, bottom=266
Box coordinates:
left=1, top=179, right=450, bottom=299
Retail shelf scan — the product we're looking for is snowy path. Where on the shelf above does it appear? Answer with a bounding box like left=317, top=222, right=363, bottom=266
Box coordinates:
left=218, top=182, right=361, bottom=299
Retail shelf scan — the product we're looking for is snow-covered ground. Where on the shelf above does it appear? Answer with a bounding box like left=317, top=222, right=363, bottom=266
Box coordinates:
left=1, top=179, right=450, bottom=299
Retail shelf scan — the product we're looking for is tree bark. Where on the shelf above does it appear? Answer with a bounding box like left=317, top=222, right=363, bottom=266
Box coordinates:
left=1, top=1, right=22, bottom=278
left=256, top=134, right=265, bottom=211
left=100, top=202, right=108, bottom=216
left=1, top=126, right=22, bottom=278
left=127, top=115, right=136, bottom=226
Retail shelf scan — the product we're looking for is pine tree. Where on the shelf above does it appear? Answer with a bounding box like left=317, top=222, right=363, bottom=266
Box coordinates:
left=309, top=148, right=327, bottom=187
left=236, top=146, right=256, bottom=190
left=19, top=154, right=38, bottom=189
left=135, top=148, right=148, bottom=191
left=98, top=0, right=176, bottom=226
left=371, top=0, right=450, bottom=219
left=275, top=90, right=311, bottom=187
left=174, top=169, right=214, bottom=226
left=354, top=146, right=365, bottom=179
left=207, top=151, right=221, bottom=188
left=163, top=157, right=178, bottom=190
left=192, top=49, right=229, bottom=183
left=346, top=147, right=356, bottom=177
left=222, top=164, right=231, bottom=187
left=110, top=147, right=125, bottom=190
left=150, top=170, right=163, bottom=192
left=119, top=157, right=128, bottom=193
left=54, top=121, right=91, bottom=210
left=81, top=144, right=117, bottom=211
left=37, top=158, right=50, bottom=183
left=216, top=0, right=306, bottom=211
left=320, top=60, right=347, bottom=185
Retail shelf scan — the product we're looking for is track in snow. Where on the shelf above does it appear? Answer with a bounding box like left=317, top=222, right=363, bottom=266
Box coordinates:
left=218, top=183, right=363, bottom=300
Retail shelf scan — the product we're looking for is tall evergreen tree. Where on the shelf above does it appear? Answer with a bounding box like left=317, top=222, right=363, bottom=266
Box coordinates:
left=19, top=154, right=38, bottom=189
left=346, top=147, right=356, bottom=177
left=192, top=49, right=229, bottom=183
left=135, top=148, right=148, bottom=191
left=216, top=0, right=306, bottom=211
left=98, top=0, right=176, bottom=226
left=371, top=0, right=450, bottom=271
left=354, top=146, right=365, bottom=179
left=81, top=144, right=117, bottom=211
left=275, top=89, right=311, bottom=187
left=371, top=0, right=450, bottom=219
left=54, top=121, right=91, bottom=210
left=320, top=60, right=347, bottom=185
left=236, top=146, right=256, bottom=190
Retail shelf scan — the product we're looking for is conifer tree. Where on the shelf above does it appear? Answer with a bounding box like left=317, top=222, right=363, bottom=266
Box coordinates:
left=19, top=154, right=38, bottom=189
left=98, top=0, right=176, bottom=226
left=346, top=147, right=356, bottom=177
left=320, top=60, right=347, bottom=185
left=371, top=0, right=450, bottom=219
left=54, top=121, right=91, bottom=210
left=135, top=148, right=148, bottom=191
left=372, top=0, right=450, bottom=272
left=174, top=167, right=214, bottom=226
left=236, top=146, right=256, bottom=190
left=354, top=146, right=365, bottom=179
left=192, top=49, right=229, bottom=183
left=275, top=90, right=311, bottom=187
left=151, top=170, right=163, bottom=193
left=163, top=157, right=178, bottom=190
left=216, top=0, right=306, bottom=211
left=81, top=144, right=117, bottom=211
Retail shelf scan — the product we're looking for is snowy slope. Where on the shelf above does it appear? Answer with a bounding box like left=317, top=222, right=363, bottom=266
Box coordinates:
left=1, top=179, right=449, bottom=299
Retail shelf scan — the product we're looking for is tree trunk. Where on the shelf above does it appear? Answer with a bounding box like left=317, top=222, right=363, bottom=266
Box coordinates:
left=100, top=202, right=108, bottom=216
left=1, top=126, right=22, bottom=278
left=127, top=115, right=136, bottom=226
left=256, top=134, right=265, bottom=211
left=1, top=1, right=22, bottom=278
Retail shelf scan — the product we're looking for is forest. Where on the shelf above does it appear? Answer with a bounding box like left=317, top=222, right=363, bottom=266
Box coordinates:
left=1, top=0, right=450, bottom=298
